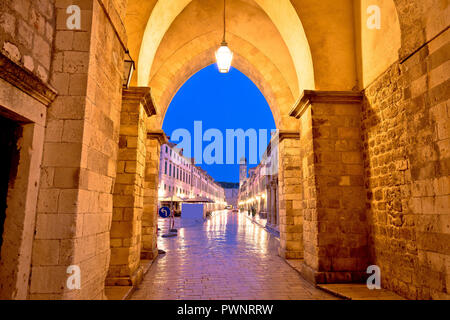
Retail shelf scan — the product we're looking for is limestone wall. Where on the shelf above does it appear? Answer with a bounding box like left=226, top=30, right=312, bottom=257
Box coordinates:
left=0, top=0, right=55, bottom=84
left=311, top=98, right=367, bottom=283
left=30, top=0, right=126, bottom=299
left=278, top=135, right=303, bottom=259
left=142, top=137, right=161, bottom=260
left=0, top=0, right=56, bottom=300
left=362, top=28, right=450, bottom=299
left=107, top=88, right=149, bottom=286
left=298, top=107, right=317, bottom=272
left=292, top=92, right=367, bottom=284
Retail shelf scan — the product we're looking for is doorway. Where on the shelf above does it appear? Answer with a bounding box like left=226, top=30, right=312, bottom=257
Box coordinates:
left=0, top=116, right=21, bottom=252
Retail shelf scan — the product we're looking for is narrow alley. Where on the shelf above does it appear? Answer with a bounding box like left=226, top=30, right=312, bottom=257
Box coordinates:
left=131, top=211, right=337, bottom=300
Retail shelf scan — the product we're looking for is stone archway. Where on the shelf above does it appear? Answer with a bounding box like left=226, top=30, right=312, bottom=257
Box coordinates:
left=119, top=0, right=440, bottom=291
left=133, top=0, right=315, bottom=94
left=9, top=0, right=446, bottom=300
left=134, top=0, right=310, bottom=264
left=119, top=0, right=396, bottom=284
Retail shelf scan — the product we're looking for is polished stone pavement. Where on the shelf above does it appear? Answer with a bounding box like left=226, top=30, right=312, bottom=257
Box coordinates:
left=130, top=211, right=338, bottom=300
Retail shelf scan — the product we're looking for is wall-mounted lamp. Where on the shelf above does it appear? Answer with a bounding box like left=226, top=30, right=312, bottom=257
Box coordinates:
left=123, top=50, right=135, bottom=88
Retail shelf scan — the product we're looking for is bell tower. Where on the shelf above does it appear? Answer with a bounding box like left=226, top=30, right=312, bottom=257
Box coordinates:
left=239, top=157, right=247, bottom=187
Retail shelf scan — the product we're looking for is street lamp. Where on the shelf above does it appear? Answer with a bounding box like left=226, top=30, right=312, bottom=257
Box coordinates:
left=215, top=0, right=233, bottom=73
left=123, top=50, right=135, bottom=88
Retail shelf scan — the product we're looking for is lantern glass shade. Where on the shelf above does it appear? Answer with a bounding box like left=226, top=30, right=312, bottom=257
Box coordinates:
left=215, top=44, right=233, bottom=73
left=123, top=52, right=135, bottom=88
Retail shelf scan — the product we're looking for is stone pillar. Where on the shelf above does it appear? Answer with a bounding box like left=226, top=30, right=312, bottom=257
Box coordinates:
left=274, top=181, right=279, bottom=228
left=30, top=1, right=128, bottom=300
left=106, top=87, right=156, bottom=286
left=290, top=90, right=367, bottom=284
left=142, top=130, right=167, bottom=260
left=266, top=187, right=272, bottom=225
left=278, top=131, right=303, bottom=259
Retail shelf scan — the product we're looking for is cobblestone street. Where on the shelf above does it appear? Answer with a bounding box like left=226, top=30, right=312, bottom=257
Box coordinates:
left=130, top=211, right=337, bottom=300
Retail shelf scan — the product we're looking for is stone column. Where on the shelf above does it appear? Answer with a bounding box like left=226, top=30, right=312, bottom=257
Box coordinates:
left=273, top=181, right=280, bottom=229
left=266, top=186, right=272, bottom=226
left=268, top=182, right=275, bottom=227
left=278, top=131, right=303, bottom=259
left=106, top=87, right=156, bottom=286
left=30, top=1, right=128, bottom=300
left=142, top=130, right=168, bottom=260
left=272, top=181, right=276, bottom=227
left=273, top=182, right=278, bottom=227
left=290, top=90, right=367, bottom=284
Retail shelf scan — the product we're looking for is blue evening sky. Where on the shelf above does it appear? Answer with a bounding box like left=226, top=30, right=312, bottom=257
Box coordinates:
left=162, top=64, right=276, bottom=183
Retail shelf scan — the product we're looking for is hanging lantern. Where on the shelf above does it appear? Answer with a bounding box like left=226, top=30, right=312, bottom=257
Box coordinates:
left=216, top=42, right=233, bottom=73
left=216, top=0, right=233, bottom=73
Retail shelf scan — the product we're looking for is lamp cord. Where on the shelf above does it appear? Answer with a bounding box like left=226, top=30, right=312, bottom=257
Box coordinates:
left=222, top=0, right=226, bottom=43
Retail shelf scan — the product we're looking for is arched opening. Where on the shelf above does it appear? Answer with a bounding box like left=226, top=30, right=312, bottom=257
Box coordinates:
left=157, top=64, right=278, bottom=251
left=110, top=0, right=385, bottom=292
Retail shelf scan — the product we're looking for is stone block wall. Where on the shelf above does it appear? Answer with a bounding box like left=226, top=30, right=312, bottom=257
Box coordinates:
left=0, top=0, right=57, bottom=300
left=362, top=28, right=450, bottom=299
left=277, top=133, right=303, bottom=259
left=298, top=107, right=318, bottom=272
left=107, top=88, right=150, bottom=286
left=312, top=99, right=367, bottom=283
left=142, top=134, right=164, bottom=260
left=291, top=92, right=367, bottom=284
left=0, top=0, right=55, bottom=84
left=30, top=0, right=126, bottom=299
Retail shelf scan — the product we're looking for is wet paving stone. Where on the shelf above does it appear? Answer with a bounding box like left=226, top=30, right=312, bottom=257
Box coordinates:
left=130, top=211, right=338, bottom=300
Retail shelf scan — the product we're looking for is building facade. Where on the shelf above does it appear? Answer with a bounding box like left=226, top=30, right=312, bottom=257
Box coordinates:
left=158, top=143, right=227, bottom=213
left=239, top=136, right=279, bottom=234
left=219, top=182, right=239, bottom=208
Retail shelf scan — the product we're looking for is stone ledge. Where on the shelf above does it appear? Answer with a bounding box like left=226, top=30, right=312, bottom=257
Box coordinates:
left=104, top=285, right=133, bottom=301
left=140, top=247, right=159, bottom=260
left=317, top=284, right=406, bottom=300
left=147, top=129, right=169, bottom=145
left=123, top=87, right=157, bottom=117
left=289, top=90, right=363, bottom=119
left=279, top=248, right=303, bottom=260
left=105, top=259, right=155, bottom=300
left=105, top=264, right=145, bottom=287
left=0, top=52, right=57, bottom=106
left=285, top=260, right=405, bottom=300
left=279, top=130, right=300, bottom=142
left=295, top=261, right=367, bottom=284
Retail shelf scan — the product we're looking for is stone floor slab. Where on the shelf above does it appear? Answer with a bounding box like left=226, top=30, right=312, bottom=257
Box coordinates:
left=130, top=211, right=338, bottom=300
left=317, top=284, right=406, bottom=300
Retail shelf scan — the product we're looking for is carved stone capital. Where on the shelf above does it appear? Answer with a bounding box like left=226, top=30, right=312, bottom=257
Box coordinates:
left=0, top=52, right=57, bottom=106
left=279, top=130, right=300, bottom=142
left=289, top=90, right=363, bottom=119
left=122, top=87, right=156, bottom=117
left=147, top=129, right=168, bottom=145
